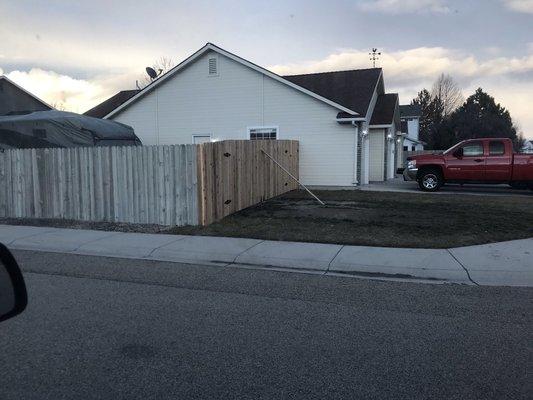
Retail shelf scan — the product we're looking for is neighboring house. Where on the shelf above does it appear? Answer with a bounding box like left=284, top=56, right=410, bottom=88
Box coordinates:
left=0, top=75, right=53, bottom=115
left=522, top=140, right=533, bottom=154
left=369, top=93, right=401, bottom=181
left=98, top=43, right=402, bottom=186
left=399, top=104, right=425, bottom=152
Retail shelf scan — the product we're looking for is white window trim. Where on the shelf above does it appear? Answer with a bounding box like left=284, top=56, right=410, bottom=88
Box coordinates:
left=247, top=125, right=279, bottom=140
left=207, top=55, right=219, bottom=77
left=192, top=134, right=212, bottom=144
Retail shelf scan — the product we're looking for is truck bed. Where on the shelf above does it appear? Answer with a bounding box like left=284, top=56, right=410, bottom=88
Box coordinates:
left=512, top=154, right=533, bottom=181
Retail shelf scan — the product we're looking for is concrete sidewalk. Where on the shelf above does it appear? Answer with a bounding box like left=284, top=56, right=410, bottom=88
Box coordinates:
left=1, top=224, right=531, bottom=287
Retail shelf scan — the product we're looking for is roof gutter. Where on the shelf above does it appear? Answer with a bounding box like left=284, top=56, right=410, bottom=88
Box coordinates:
left=369, top=123, right=393, bottom=129
left=336, top=117, right=366, bottom=123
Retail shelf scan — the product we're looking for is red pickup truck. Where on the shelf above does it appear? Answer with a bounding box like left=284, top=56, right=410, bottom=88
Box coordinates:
left=403, top=138, right=533, bottom=192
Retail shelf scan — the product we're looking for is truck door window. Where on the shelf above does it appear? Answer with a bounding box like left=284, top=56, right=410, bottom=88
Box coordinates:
left=489, top=141, right=505, bottom=156
left=462, top=142, right=483, bottom=156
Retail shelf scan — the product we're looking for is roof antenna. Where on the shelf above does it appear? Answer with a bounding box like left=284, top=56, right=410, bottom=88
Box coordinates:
left=369, top=48, right=381, bottom=68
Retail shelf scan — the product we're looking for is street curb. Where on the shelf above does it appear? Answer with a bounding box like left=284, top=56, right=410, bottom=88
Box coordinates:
left=1, top=224, right=531, bottom=287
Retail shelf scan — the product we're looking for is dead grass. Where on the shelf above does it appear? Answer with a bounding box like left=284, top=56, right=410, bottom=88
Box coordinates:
left=170, top=190, right=533, bottom=248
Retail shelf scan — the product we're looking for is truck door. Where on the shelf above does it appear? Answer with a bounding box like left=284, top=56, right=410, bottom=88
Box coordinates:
left=484, top=140, right=512, bottom=181
left=445, top=140, right=486, bottom=180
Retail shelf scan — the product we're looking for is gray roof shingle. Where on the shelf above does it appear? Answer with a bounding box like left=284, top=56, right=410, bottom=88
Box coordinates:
left=84, top=90, right=139, bottom=119
left=399, top=104, right=421, bottom=118
left=282, top=68, right=383, bottom=116
left=370, top=93, right=399, bottom=125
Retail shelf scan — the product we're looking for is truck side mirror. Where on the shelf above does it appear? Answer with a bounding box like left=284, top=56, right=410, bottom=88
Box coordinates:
left=453, top=148, right=464, bottom=158
left=0, top=243, right=27, bottom=323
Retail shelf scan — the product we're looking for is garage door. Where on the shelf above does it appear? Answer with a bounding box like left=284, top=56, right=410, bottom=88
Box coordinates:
left=369, top=130, right=385, bottom=181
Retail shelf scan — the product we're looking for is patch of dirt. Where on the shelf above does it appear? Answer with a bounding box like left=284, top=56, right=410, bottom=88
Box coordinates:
left=2, top=189, right=532, bottom=248
left=170, top=189, right=533, bottom=248
left=0, top=217, right=173, bottom=234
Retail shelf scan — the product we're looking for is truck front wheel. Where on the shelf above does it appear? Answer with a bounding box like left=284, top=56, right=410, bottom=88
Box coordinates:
left=418, top=168, right=443, bottom=192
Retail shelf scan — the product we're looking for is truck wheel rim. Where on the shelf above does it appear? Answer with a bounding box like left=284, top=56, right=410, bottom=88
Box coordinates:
left=423, top=174, right=438, bottom=189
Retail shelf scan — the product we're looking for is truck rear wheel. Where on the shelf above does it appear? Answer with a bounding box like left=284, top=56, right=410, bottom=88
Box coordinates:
left=418, top=168, right=443, bottom=192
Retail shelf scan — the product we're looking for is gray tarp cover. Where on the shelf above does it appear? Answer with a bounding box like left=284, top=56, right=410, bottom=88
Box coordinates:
left=0, top=110, right=141, bottom=149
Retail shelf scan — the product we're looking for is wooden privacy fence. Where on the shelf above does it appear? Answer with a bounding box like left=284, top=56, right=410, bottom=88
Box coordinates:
left=0, top=140, right=299, bottom=226
left=197, top=140, right=299, bottom=225
left=0, top=145, right=198, bottom=225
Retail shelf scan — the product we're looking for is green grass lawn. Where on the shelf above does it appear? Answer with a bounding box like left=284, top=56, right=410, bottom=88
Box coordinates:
left=171, top=190, right=533, bottom=248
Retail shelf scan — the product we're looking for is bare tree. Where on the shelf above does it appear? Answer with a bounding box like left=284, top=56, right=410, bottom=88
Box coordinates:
left=137, top=56, right=175, bottom=89
left=431, top=74, right=464, bottom=117
left=514, top=123, right=526, bottom=152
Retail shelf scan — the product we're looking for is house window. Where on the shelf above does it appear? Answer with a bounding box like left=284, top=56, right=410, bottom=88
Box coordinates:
left=208, top=57, right=218, bottom=76
left=192, top=135, right=211, bottom=144
left=403, top=146, right=408, bottom=151
left=248, top=126, right=277, bottom=140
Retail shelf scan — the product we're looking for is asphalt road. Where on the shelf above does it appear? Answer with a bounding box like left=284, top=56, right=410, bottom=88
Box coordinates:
left=2, top=250, right=532, bottom=400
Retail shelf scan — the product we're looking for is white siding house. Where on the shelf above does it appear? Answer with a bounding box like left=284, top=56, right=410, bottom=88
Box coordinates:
left=103, top=43, right=400, bottom=186
left=368, top=93, right=401, bottom=182
left=400, top=105, right=424, bottom=152
left=522, top=140, right=533, bottom=154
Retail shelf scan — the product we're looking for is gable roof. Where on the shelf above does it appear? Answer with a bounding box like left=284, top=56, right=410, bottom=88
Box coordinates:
left=84, top=90, right=139, bottom=118
left=370, top=93, right=399, bottom=126
left=0, top=75, right=54, bottom=111
left=399, top=104, right=421, bottom=118
left=104, top=43, right=359, bottom=119
left=283, top=68, right=382, bottom=117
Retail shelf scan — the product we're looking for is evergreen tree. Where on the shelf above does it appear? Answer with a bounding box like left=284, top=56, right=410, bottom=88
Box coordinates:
left=411, top=89, right=432, bottom=145
left=448, top=88, right=519, bottom=147
left=411, top=89, right=447, bottom=149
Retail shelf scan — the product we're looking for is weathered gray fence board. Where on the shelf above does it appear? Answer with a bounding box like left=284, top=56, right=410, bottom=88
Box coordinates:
left=0, top=145, right=198, bottom=226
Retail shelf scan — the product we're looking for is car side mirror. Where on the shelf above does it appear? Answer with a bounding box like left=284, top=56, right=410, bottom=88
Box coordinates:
left=453, top=148, right=464, bottom=158
left=0, top=243, right=27, bottom=323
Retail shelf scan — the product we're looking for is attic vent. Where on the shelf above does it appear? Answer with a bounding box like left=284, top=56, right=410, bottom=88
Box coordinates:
left=208, top=57, right=218, bottom=76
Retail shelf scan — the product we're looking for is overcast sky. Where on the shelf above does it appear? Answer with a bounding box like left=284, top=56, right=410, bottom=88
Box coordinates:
left=1, top=0, right=532, bottom=138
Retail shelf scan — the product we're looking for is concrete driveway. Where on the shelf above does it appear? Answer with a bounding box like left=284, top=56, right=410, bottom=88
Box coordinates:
left=362, top=177, right=533, bottom=197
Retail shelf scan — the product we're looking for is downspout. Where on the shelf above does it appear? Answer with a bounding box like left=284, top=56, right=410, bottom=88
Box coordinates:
left=261, top=75, right=265, bottom=126
left=360, top=123, right=370, bottom=185
left=155, top=91, right=160, bottom=145
left=352, top=121, right=359, bottom=185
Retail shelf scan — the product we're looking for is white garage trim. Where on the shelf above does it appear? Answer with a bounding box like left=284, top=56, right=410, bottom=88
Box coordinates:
left=192, top=134, right=212, bottom=144
left=369, top=129, right=385, bottom=182
left=386, top=132, right=395, bottom=180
